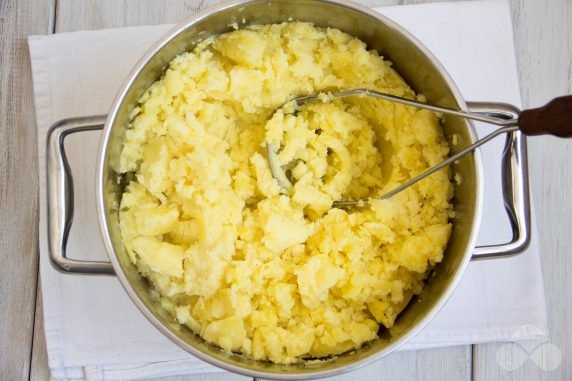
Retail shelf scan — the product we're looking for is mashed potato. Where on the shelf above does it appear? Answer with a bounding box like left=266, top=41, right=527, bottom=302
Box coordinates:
left=118, top=22, right=454, bottom=364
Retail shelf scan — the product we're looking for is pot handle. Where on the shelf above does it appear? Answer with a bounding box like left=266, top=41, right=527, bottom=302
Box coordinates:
left=468, top=102, right=531, bottom=260
left=46, top=116, right=115, bottom=274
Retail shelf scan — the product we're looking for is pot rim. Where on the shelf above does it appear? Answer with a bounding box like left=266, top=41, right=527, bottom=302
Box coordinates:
left=95, top=0, right=484, bottom=378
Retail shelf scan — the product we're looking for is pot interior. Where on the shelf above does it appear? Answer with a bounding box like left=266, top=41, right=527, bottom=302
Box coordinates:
left=99, top=0, right=481, bottom=377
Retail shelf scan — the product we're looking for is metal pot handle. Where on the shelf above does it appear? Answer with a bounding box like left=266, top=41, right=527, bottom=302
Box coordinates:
left=46, top=116, right=115, bottom=275
left=468, top=101, right=531, bottom=260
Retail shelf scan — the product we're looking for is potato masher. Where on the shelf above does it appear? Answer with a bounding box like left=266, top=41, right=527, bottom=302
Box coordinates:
left=266, top=88, right=572, bottom=207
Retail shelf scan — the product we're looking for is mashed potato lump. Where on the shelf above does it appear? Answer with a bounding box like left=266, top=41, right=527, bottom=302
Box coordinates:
left=118, top=22, right=454, bottom=364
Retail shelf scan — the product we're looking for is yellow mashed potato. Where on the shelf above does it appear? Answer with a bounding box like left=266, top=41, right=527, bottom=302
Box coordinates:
left=118, top=22, right=454, bottom=364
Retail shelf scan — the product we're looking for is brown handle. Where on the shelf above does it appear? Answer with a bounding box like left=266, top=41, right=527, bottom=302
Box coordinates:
left=519, top=95, right=572, bottom=137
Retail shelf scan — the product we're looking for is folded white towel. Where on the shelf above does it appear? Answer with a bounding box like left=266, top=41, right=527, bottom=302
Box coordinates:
left=29, top=1, right=548, bottom=380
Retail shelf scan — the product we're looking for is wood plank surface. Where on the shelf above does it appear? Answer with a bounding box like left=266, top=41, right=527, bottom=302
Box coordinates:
left=30, top=285, right=50, bottom=381
left=472, top=0, right=572, bottom=380
left=0, top=1, right=54, bottom=380
left=20, top=0, right=571, bottom=380
left=55, top=0, right=221, bottom=32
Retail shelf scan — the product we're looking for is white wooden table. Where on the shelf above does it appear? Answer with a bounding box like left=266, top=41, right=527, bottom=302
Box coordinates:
left=1, top=0, right=570, bottom=380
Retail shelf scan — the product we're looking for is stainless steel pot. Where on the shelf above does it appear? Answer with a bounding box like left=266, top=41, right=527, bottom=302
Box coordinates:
left=46, top=0, right=531, bottom=378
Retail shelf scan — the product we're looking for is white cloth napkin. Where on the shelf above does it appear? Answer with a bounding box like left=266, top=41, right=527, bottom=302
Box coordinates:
left=29, top=1, right=548, bottom=380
